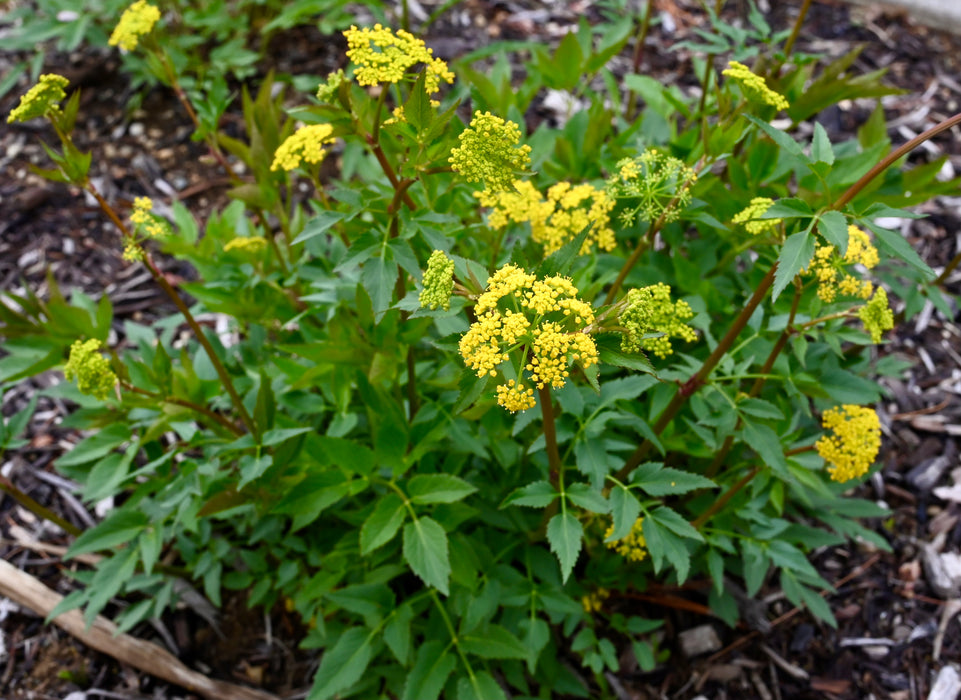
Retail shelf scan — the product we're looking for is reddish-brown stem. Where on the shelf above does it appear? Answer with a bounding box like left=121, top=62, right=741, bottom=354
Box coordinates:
left=781, top=0, right=813, bottom=61
left=539, top=385, right=563, bottom=486
left=831, top=111, right=961, bottom=211
left=121, top=382, right=243, bottom=436
left=614, top=263, right=779, bottom=482
left=691, top=466, right=759, bottom=530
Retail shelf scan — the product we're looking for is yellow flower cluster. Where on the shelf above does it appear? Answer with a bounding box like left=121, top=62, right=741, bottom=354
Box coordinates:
left=64, top=339, right=117, bottom=401
left=858, top=287, right=894, bottom=343
left=582, top=587, right=610, bottom=614
left=605, top=518, right=647, bottom=562
left=109, top=1, right=161, bottom=51
left=459, top=264, right=598, bottom=412
left=732, top=197, right=781, bottom=236
left=449, top=111, right=532, bottom=194
left=815, top=405, right=881, bottom=482
left=7, top=74, right=69, bottom=124
left=316, top=69, right=347, bottom=102
left=224, top=237, right=268, bottom=254
left=343, top=24, right=454, bottom=94
left=419, top=250, right=455, bottom=311
left=271, top=124, right=336, bottom=172
left=807, top=226, right=878, bottom=303
left=619, top=283, right=697, bottom=359
left=130, top=197, right=166, bottom=238
left=722, top=61, right=789, bottom=111
left=606, top=149, right=696, bottom=225
left=477, top=180, right=615, bottom=255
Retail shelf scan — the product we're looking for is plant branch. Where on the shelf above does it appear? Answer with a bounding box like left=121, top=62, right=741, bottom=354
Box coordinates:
left=0, top=476, right=82, bottom=537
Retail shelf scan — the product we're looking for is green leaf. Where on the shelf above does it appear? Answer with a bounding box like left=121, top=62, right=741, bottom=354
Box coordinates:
left=607, top=485, right=641, bottom=541
left=737, top=398, right=783, bottom=421
left=317, top=437, right=375, bottom=476
left=649, top=506, right=703, bottom=542
left=56, top=424, right=131, bottom=467
left=811, top=122, right=835, bottom=165
left=799, top=584, right=837, bottom=628
left=408, top=474, right=477, bottom=504
left=547, top=511, right=583, bottom=583
left=402, top=641, right=456, bottom=700
left=740, top=422, right=789, bottom=478
left=68, top=509, right=148, bottom=558
left=538, top=223, right=592, bottom=278
left=237, top=454, right=273, bottom=489
left=772, top=229, right=814, bottom=302
left=404, top=70, right=433, bottom=133
left=864, top=219, right=935, bottom=280
left=360, top=493, right=407, bottom=555
left=456, top=671, right=507, bottom=700
left=461, top=624, right=529, bottom=659
left=743, top=114, right=811, bottom=164
left=629, top=462, right=716, bottom=496
left=574, top=439, right=611, bottom=487
left=761, top=198, right=814, bottom=219
left=384, top=602, right=414, bottom=664
left=566, top=482, right=610, bottom=513
left=307, top=628, right=374, bottom=700
left=502, top=480, right=557, bottom=509
left=642, top=515, right=691, bottom=582
left=293, top=211, right=348, bottom=244
left=403, top=517, right=451, bottom=595
left=817, top=210, right=849, bottom=252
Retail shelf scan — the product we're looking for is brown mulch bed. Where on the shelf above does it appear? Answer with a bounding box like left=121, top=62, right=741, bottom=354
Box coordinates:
left=2, top=1, right=961, bottom=698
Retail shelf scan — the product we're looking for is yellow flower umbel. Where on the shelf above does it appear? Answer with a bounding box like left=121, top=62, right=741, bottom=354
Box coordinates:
left=605, top=518, right=647, bottom=562
left=419, top=250, right=455, bottom=311
left=449, top=111, right=532, bottom=194
left=224, top=236, right=268, bottom=254
left=815, top=405, right=881, bottom=482
left=806, top=226, right=878, bottom=303
left=271, top=124, right=336, bottom=172
left=7, top=74, right=69, bottom=124
left=619, top=283, right=697, bottom=359
left=722, top=60, right=789, bottom=111
left=109, top=1, right=161, bottom=51
left=343, top=24, right=454, bottom=94
left=732, top=197, right=781, bottom=236
left=64, top=339, right=117, bottom=400
left=316, top=69, right=347, bottom=103
left=477, top=180, right=615, bottom=256
left=858, top=287, right=894, bottom=343
left=459, top=264, right=598, bottom=412
left=582, top=587, right=610, bottom=614
left=123, top=197, right=169, bottom=261
left=606, top=149, right=696, bottom=226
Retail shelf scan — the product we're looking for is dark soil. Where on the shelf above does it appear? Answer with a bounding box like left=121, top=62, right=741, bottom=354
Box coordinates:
left=2, top=1, right=961, bottom=698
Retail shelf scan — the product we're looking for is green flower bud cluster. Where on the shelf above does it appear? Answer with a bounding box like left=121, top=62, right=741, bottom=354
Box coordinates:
left=64, top=339, right=117, bottom=400
left=858, top=287, right=894, bottom=343
left=316, top=70, right=347, bottom=103
left=7, top=74, right=69, bottom=124
left=419, top=250, right=455, bottom=311
left=619, top=283, right=697, bottom=359
left=449, top=111, right=532, bottom=194
left=606, top=149, right=696, bottom=226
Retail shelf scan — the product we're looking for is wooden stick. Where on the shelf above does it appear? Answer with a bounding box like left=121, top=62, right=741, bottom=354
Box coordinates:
left=0, top=557, right=279, bottom=700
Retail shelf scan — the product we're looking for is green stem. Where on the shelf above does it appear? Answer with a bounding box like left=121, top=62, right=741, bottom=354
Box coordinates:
left=0, top=475, right=82, bottom=537
left=781, top=0, right=813, bottom=62
left=121, top=382, right=243, bottom=436
left=624, top=1, right=654, bottom=123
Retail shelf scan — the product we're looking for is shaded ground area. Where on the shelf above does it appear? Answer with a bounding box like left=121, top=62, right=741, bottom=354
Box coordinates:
left=2, top=0, right=961, bottom=697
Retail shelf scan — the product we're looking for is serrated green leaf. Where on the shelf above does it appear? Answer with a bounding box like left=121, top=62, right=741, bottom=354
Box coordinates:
left=408, top=474, right=477, bottom=504
left=403, top=517, right=450, bottom=595
left=56, top=424, right=131, bottom=468
left=744, top=114, right=811, bottom=164
left=360, top=493, right=407, bottom=555
left=385, top=603, right=414, bottom=665
left=761, top=198, right=814, bottom=219
left=566, top=482, right=609, bottom=513
left=864, top=219, right=935, bottom=280
left=68, top=509, right=148, bottom=558
left=607, top=485, right=641, bottom=541
left=740, top=421, right=789, bottom=478
left=772, top=229, right=814, bottom=301
left=307, top=628, right=373, bottom=700
left=629, top=462, right=716, bottom=496
left=461, top=624, right=529, bottom=660
left=573, top=439, right=611, bottom=487
left=642, top=516, right=690, bottom=582
left=502, top=480, right=558, bottom=509
left=737, top=398, right=784, bottom=421
left=457, top=671, right=507, bottom=700
left=817, top=210, right=849, bottom=253
left=402, top=641, right=455, bottom=700
left=547, top=511, right=583, bottom=583
left=649, top=505, right=704, bottom=541
left=811, top=122, right=835, bottom=164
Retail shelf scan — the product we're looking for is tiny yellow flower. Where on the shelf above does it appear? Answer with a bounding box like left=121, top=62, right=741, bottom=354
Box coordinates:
left=109, top=1, right=161, bottom=51
left=607, top=149, right=696, bottom=225
left=449, top=111, right=532, bottom=193
left=459, top=264, right=597, bottom=412
left=582, top=587, right=610, bottom=614
left=858, top=287, right=894, bottom=343
left=419, top=250, right=455, bottom=311
left=128, top=197, right=168, bottom=239
left=732, top=197, right=780, bottom=236
left=64, top=339, right=117, bottom=400
left=477, top=180, right=615, bottom=255
left=343, top=24, right=454, bottom=94
left=224, top=237, right=268, bottom=254
left=271, top=124, right=336, bottom=172
left=605, top=519, right=647, bottom=563
left=722, top=60, right=789, bottom=111
left=619, top=283, right=697, bottom=359
left=806, top=226, right=879, bottom=303
left=7, top=74, right=69, bottom=124
left=815, top=405, right=881, bottom=482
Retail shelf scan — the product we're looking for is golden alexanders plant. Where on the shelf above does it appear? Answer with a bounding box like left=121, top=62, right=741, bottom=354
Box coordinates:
left=4, top=2, right=961, bottom=698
